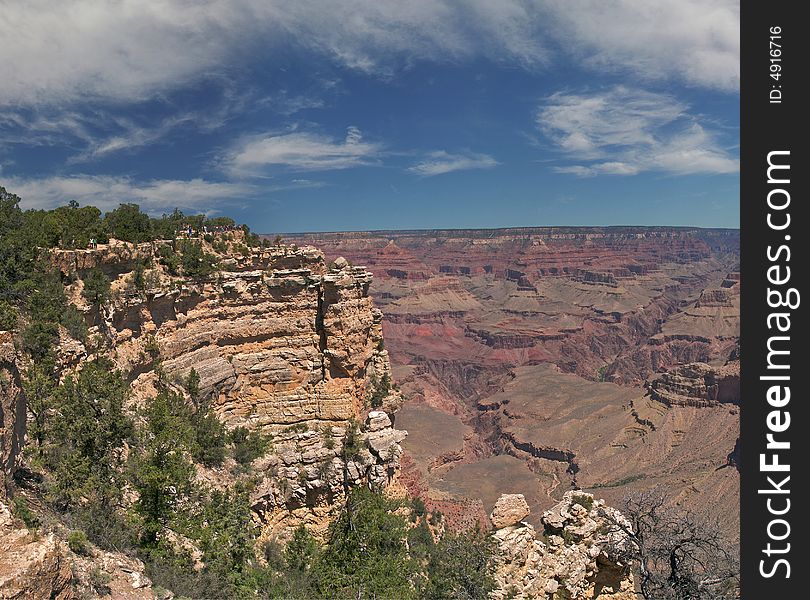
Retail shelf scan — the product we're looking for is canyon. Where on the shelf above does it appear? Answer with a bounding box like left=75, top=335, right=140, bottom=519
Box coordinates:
left=282, top=227, right=741, bottom=538
left=0, top=224, right=738, bottom=597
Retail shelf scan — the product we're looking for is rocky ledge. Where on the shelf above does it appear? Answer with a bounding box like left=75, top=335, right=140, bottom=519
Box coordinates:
left=489, top=491, right=634, bottom=600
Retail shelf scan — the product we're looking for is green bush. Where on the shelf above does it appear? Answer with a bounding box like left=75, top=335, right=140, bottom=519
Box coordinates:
left=22, top=320, right=59, bottom=361
left=61, top=304, right=87, bottom=343
left=178, top=240, right=218, bottom=278
left=192, top=407, right=227, bottom=468
left=81, top=268, right=111, bottom=305
left=571, top=493, right=594, bottom=511
left=157, top=245, right=181, bottom=275
left=423, top=528, right=494, bottom=599
left=0, top=300, right=17, bottom=331
left=67, top=530, right=91, bottom=555
left=46, top=359, right=134, bottom=507
left=131, top=390, right=195, bottom=546
left=368, top=373, right=391, bottom=409
left=229, top=426, right=270, bottom=467
left=312, top=486, right=416, bottom=599
left=12, top=496, right=40, bottom=529
left=341, top=419, right=362, bottom=461
left=103, top=203, right=153, bottom=243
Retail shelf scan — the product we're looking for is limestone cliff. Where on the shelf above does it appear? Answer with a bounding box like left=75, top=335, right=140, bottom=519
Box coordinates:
left=489, top=492, right=635, bottom=600
left=45, top=238, right=407, bottom=538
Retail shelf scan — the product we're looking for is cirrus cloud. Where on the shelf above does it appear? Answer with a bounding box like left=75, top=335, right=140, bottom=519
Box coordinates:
left=222, top=126, right=382, bottom=175
left=408, top=151, right=499, bottom=177
left=0, top=0, right=737, bottom=112
left=537, top=87, right=738, bottom=177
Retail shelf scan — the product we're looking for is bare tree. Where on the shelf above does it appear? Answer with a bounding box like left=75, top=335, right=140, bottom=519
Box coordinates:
left=600, top=490, right=739, bottom=599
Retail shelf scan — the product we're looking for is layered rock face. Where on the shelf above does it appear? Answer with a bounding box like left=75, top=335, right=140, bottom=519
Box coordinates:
left=49, top=239, right=406, bottom=537
left=282, top=227, right=740, bottom=541
left=489, top=491, right=634, bottom=600
left=649, top=360, right=740, bottom=407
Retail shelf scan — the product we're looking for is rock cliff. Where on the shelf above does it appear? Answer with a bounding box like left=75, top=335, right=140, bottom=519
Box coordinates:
left=48, top=238, right=407, bottom=538
left=0, top=501, right=73, bottom=600
left=649, top=360, right=740, bottom=407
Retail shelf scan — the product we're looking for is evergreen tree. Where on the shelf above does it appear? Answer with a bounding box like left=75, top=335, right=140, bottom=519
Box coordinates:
left=45, top=359, right=133, bottom=507
left=313, top=486, right=417, bottom=599
left=131, top=390, right=195, bottom=546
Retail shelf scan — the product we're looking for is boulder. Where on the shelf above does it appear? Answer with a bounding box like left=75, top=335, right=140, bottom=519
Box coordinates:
left=490, top=493, right=530, bottom=529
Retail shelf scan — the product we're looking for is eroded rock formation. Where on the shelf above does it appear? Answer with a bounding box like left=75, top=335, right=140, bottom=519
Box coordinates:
left=649, top=361, right=740, bottom=407
left=48, top=239, right=406, bottom=538
left=0, top=332, right=25, bottom=499
left=490, top=491, right=635, bottom=600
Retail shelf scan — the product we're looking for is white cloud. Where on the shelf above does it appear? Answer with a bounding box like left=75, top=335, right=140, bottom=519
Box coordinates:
left=408, top=151, right=499, bottom=176
left=222, top=127, right=381, bottom=174
left=6, top=175, right=253, bottom=214
left=541, top=0, right=739, bottom=91
left=0, top=0, right=737, bottom=112
left=0, top=0, right=550, bottom=108
left=538, top=87, right=738, bottom=176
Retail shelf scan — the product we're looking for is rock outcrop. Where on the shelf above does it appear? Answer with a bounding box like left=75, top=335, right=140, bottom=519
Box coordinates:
left=489, top=491, right=635, bottom=600
left=50, top=240, right=406, bottom=538
left=0, top=501, right=73, bottom=600
left=490, top=493, right=530, bottom=529
left=649, top=361, right=740, bottom=407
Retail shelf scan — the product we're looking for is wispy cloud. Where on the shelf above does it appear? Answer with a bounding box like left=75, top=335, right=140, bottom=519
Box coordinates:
left=408, top=151, right=498, bottom=177
left=5, top=175, right=253, bottom=215
left=542, top=0, right=739, bottom=92
left=1, top=86, right=244, bottom=162
left=0, top=1, right=550, bottom=109
left=537, top=87, right=738, bottom=177
left=0, top=0, right=737, bottom=112
left=222, top=126, right=382, bottom=175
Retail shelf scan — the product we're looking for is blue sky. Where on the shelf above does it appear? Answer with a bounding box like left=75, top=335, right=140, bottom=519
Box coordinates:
left=1, top=1, right=740, bottom=232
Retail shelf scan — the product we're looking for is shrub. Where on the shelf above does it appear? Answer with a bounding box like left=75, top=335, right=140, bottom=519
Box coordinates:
left=286, top=524, right=319, bottom=572
left=157, top=245, right=181, bottom=275
left=81, top=268, right=110, bottom=305
left=368, top=373, right=391, bottom=409
left=0, top=300, right=17, bottom=331
left=12, top=496, right=40, bottom=529
left=130, top=390, right=195, bottom=546
left=89, top=567, right=112, bottom=595
left=67, top=530, right=91, bottom=555
left=229, top=426, right=270, bottom=467
left=571, top=493, right=594, bottom=511
left=22, top=320, right=59, bottom=361
left=103, top=203, right=152, bottom=243
left=178, top=240, right=218, bottom=278
left=46, top=359, right=134, bottom=507
left=192, top=407, right=227, bottom=468
left=312, top=486, right=416, bottom=599
left=144, top=334, right=160, bottom=358
left=340, top=419, right=362, bottom=461
left=423, top=528, right=494, bottom=600
left=61, top=304, right=87, bottom=343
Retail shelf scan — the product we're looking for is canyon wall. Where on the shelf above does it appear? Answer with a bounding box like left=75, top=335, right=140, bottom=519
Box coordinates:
left=47, top=238, right=407, bottom=539
left=282, top=227, right=740, bottom=541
